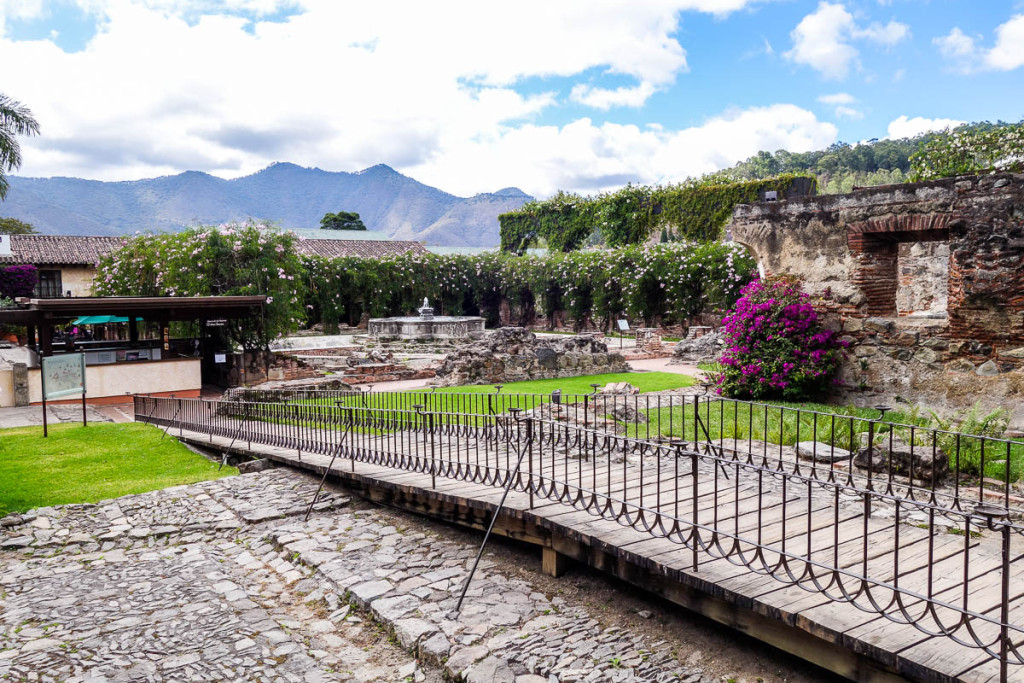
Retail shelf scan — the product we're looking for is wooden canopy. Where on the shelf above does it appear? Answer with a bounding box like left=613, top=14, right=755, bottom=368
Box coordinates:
left=0, top=295, right=266, bottom=356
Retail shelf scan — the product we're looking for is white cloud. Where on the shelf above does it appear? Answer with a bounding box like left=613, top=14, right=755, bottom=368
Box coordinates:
left=0, top=0, right=823, bottom=197
left=817, top=92, right=855, bottom=105
left=569, top=83, right=659, bottom=110
left=0, top=0, right=46, bottom=31
left=409, top=104, right=838, bottom=197
left=785, top=2, right=910, bottom=79
left=887, top=115, right=964, bottom=139
left=854, top=20, right=910, bottom=45
left=817, top=92, right=862, bottom=119
left=934, top=27, right=977, bottom=64
left=986, top=14, right=1024, bottom=71
left=785, top=3, right=859, bottom=79
left=834, top=106, right=863, bottom=120
left=935, top=15, right=1024, bottom=72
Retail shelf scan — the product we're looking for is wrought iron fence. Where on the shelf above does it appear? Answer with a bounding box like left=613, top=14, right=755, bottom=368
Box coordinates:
left=135, top=390, right=1024, bottom=677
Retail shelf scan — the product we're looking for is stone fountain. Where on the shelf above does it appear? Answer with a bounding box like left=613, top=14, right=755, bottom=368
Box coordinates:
left=367, top=298, right=485, bottom=339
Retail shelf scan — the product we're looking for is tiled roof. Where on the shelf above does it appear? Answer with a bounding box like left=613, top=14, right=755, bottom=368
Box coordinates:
left=294, top=239, right=427, bottom=259
left=0, top=235, right=125, bottom=266
left=0, top=234, right=426, bottom=266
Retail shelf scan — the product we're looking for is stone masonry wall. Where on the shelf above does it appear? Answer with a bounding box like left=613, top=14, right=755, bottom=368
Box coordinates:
left=729, top=173, right=1024, bottom=427
left=896, top=241, right=949, bottom=316
left=435, top=328, right=628, bottom=386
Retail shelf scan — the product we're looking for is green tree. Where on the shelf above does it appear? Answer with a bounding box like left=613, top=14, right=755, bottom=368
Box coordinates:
left=0, top=217, right=36, bottom=234
left=0, top=94, right=40, bottom=201
left=320, top=211, right=367, bottom=230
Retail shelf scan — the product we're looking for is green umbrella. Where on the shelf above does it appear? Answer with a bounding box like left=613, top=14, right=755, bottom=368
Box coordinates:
left=72, top=315, right=131, bottom=325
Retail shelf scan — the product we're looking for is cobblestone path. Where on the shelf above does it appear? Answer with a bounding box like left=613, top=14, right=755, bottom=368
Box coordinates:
left=1, top=468, right=810, bottom=683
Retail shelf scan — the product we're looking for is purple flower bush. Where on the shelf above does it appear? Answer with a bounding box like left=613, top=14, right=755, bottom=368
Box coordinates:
left=0, top=265, right=38, bottom=300
left=717, top=278, right=846, bottom=401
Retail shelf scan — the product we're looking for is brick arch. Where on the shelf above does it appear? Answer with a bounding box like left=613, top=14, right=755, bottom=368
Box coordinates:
left=847, top=213, right=952, bottom=316
left=728, top=228, right=769, bottom=279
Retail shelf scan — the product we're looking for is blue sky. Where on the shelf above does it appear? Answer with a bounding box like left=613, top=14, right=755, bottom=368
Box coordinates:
left=1, top=1, right=1022, bottom=197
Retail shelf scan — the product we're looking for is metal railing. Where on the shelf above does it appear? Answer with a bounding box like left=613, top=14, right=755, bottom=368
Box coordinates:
left=135, top=390, right=1024, bottom=677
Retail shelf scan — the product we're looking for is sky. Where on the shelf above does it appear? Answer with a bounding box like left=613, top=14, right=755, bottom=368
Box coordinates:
left=1, top=0, right=1022, bottom=199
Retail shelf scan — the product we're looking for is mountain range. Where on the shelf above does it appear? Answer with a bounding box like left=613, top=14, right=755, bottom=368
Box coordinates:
left=1, top=163, right=533, bottom=247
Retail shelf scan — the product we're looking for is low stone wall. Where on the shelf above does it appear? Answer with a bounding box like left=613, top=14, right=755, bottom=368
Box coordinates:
left=836, top=315, right=1024, bottom=426
left=266, top=355, right=320, bottom=383
left=435, top=328, right=628, bottom=386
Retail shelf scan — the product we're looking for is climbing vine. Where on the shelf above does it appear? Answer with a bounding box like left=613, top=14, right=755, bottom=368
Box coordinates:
left=499, top=174, right=815, bottom=253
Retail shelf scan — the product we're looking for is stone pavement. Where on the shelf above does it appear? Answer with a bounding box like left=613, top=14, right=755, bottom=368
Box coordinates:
left=0, top=468, right=716, bottom=683
left=0, top=403, right=132, bottom=429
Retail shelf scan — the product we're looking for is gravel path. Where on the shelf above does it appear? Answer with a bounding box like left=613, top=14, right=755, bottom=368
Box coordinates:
left=1, top=467, right=836, bottom=683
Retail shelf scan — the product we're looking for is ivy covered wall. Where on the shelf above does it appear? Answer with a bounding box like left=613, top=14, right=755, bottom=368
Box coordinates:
left=498, top=175, right=816, bottom=253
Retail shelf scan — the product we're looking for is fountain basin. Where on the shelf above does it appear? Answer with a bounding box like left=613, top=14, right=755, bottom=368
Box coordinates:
left=368, top=315, right=485, bottom=340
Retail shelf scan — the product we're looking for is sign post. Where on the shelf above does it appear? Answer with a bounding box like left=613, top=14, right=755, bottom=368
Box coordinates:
left=40, top=353, right=87, bottom=437
left=616, top=319, right=630, bottom=351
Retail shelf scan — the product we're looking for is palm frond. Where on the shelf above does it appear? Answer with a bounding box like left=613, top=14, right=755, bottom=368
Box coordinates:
left=0, top=94, right=41, bottom=137
left=0, top=92, right=40, bottom=201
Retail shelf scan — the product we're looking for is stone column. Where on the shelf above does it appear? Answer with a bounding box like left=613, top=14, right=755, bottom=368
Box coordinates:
left=12, top=362, right=29, bottom=407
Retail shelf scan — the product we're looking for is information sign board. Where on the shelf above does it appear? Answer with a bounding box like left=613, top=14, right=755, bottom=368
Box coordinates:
left=42, top=353, right=86, bottom=400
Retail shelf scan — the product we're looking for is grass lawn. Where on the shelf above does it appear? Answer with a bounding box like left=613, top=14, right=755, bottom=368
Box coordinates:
left=436, top=371, right=695, bottom=395
left=279, top=372, right=696, bottom=430
left=0, top=422, right=237, bottom=515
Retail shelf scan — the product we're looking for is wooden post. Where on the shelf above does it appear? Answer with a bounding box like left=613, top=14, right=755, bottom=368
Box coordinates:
left=41, top=362, right=48, bottom=438
left=542, top=547, right=569, bottom=577
left=39, top=324, right=53, bottom=357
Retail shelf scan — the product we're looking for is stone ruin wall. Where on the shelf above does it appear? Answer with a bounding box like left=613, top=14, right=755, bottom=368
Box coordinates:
left=729, top=173, right=1024, bottom=427
left=434, top=328, right=628, bottom=387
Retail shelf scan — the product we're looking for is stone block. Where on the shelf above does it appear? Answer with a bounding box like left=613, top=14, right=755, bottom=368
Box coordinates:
left=913, top=348, right=939, bottom=364
left=393, top=618, right=437, bottom=650
left=842, top=317, right=864, bottom=332
left=854, top=437, right=949, bottom=482
left=854, top=345, right=878, bottom=357
left=795, top=441, right=854, bottom=463
left=977, top=360, right=1000, bottom=376
left=894, top=332, right=919, bottom=346
left=601, top=382, right=639, bottom=395
left=864, top=318, right=894, bottom=334
left=445, top=645, right=491, bottom=679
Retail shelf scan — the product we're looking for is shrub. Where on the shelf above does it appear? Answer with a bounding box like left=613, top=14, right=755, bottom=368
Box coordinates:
left=910, top=123, right=1024, bottom=181
left=0, top=264, right=38, bottom=299
left=94, top=224, right=304, bottom=351
left=717, top=277, right=846, bottom=401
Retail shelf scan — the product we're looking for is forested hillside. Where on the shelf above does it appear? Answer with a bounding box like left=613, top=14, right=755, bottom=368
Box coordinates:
left=720, top=121, right=1017, bottom=194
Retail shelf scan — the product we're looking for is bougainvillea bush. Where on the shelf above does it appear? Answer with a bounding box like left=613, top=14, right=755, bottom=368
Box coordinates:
left=717, top=278, right=846, bottom=401
left=0, top=265, right=38, bottom=300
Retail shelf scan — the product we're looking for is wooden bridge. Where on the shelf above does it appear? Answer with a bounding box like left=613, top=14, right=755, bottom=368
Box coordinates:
left=135, top=391, right=1024, bottom=682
